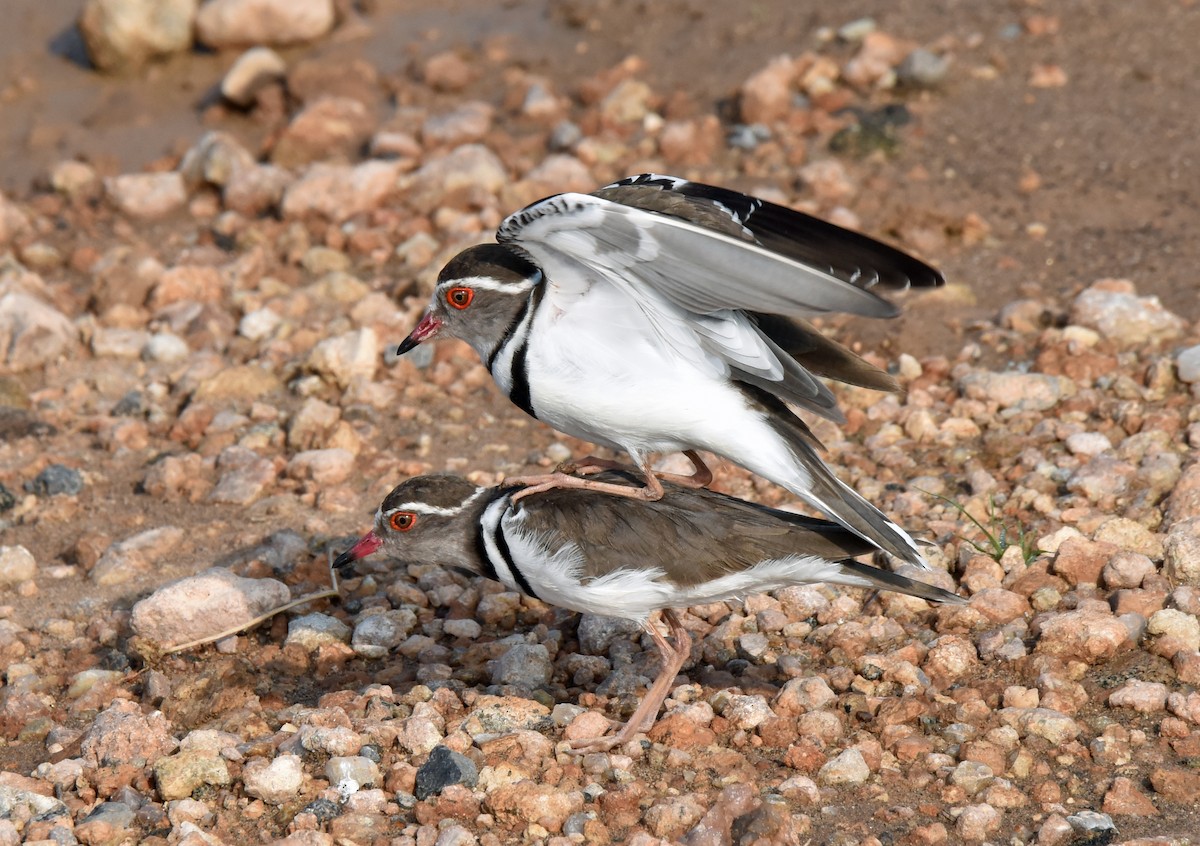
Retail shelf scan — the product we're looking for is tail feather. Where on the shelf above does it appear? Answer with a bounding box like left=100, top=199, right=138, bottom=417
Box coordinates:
left=834, top=560, right=966, bottom=605
left=736, top=383, right=929, bottom=568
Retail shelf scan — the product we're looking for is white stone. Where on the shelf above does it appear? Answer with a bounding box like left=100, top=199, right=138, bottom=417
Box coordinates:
left=1178, top=345, right=1200, bottom=384
left=1064, top=431, right=1111, bottom=457
left=0, top=546, right=36, bottom=585
left=817, top=748, right=870, bottom=786
left=1070, top=281, right=1185, bottom=346
left=307, top=327, right=378, bottom=388
left=1147, top=609, right=1200, bottom=653
left=239, top=308, right=282, bottom=341
left=79, top=0, right=198, bottom=74
left=143, top=332, right=189, bottom=363
left=106, top=172, right=187, bottom=219
left=286, top=613, right=351, bottom=650
left=221, top=47, right=287, bottom=106
left=196, top=0, right=335, bottom=49
left=243, top=754, right=304, bottom=804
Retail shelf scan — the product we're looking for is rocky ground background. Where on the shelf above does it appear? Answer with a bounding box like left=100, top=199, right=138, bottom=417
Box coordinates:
left=2, top=0, right=1200, bottom=844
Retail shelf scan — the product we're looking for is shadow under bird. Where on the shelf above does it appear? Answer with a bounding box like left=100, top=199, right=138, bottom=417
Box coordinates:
left=334, top=471, right=964, bottom=752
left=393, top=173, right=945, bottom=567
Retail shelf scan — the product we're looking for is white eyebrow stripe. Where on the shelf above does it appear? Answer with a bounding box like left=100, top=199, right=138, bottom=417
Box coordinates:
left=441, top=274, right=536, bottom=294
left=385, top=487, right=487, bottom=517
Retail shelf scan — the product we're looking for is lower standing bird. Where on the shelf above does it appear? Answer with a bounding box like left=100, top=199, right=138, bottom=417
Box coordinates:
left=334, top=471, right=964, bottom=753
left=393, top=174, right=945, bottom=567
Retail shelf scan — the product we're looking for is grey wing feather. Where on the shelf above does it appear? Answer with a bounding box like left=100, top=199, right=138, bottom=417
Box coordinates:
left=497, top=192, right=899, bottom=320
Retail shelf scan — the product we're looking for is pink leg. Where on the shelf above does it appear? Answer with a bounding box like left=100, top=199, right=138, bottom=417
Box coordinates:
left=506, top=451, right=714, bottom=504
left=506, top=458, right=666, bottom=503
left=569, top=609, right=692, bottom=754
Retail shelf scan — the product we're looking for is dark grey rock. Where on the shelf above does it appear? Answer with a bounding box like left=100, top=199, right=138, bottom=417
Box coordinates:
left=112, top=391, right=145, bottom=417
left=302, top=797, right=340, bottom=822
left=0, top=483, right=15, bottom=512
left=27, top=464, right=83, bottom=496
left=414, top=745, right=478, bottom=801
left=80, top=801, right=135, bottom=829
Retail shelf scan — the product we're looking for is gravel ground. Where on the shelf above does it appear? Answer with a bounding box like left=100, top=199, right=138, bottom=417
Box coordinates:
left=2, top=2, right=1200, bottom=845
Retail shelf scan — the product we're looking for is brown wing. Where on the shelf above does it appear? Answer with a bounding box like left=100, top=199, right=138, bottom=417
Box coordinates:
left=513, top=472, right=875, bottom=588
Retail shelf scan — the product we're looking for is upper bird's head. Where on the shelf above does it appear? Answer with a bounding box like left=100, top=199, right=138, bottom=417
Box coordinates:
left=395, top=244, right=542, bottom=362
left=333, top=474, right=489, bottom=577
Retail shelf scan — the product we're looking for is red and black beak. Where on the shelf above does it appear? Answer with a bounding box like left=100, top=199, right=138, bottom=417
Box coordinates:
left=395, top=311, right=442, bottom=356
left=333, top=531, right=382, bottom=575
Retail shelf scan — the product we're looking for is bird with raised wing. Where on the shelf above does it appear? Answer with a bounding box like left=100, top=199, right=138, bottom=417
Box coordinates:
left=393, top=174, right=944, bottom=567
left=334, top=471, right=963, bottom=752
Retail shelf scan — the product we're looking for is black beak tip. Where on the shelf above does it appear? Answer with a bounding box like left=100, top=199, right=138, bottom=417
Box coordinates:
left=394, top=336, right=418, bottom=356
left=332, top=550, right=358, bottom=575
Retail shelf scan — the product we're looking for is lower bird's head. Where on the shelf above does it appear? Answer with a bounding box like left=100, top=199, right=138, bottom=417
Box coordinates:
left=394, top=244, right=543, bottom=361
left=333, top=475, right=490, bottom=577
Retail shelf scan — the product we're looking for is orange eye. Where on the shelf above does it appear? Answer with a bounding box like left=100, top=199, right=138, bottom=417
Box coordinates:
left=446, top=287, right=474, bottom=309
left=389, top=512, right=417, bottom=532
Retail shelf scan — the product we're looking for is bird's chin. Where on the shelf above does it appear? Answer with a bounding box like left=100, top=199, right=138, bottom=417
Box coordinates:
left=396, top=312, right=442, bottom=355
left=333, top=531, right=382, bottom=574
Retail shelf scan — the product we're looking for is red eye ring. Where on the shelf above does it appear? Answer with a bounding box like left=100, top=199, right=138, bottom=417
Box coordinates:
left=389, top=512, right=416, bottom=532
left=446, top=287, right=474, bottom=310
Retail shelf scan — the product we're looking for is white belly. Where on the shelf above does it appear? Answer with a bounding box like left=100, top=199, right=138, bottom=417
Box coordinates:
left=524, top=287, right=763, bottom=461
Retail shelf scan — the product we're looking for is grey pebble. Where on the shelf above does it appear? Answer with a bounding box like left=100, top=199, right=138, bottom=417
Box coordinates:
left=302, top=797, right=340, bottom=822
left=577, top=613, right=642, bottom=656
left=490, top=642, right=552, bottom=689
left=897, top=48, right=951, bottom=87
left=27, top=464, right=83, bottom=496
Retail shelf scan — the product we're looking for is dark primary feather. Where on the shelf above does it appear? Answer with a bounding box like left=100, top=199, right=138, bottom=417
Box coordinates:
left=752, top=313, right=900, bottom=393
left=601, top=174, right=945, bottom=292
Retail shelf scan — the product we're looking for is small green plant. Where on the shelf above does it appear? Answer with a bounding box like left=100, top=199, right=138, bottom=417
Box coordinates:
left=919, top=489, right=1046, bottom=565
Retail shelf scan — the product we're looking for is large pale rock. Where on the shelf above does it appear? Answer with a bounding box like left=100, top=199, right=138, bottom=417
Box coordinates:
left=307, top=328, right=378, bottom=387
left=79, top=0, right=198, bottom=74
left=401, top=144, right=507, bottom=212
left=1035, top=610, right=1130, bottom=663
left=281, top=161, right=402, bottom=221
left=0, top=293, right=76, bottom=370
left=132, top=566, right=291, bottom=647
left=272, top=97, right=376, bottom=167
left=106, top=172, right=188, bottom=219
left=196, top=0, right=336, bottom=49
left=91, top=526, right=186, bottom=586
left=957, top=370, right=1076, bottom=411
left=1069, top=279, right=1185, bottom=346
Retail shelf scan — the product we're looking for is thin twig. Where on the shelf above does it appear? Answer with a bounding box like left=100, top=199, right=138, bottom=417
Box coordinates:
left=163, top=553, right=343, bottom=655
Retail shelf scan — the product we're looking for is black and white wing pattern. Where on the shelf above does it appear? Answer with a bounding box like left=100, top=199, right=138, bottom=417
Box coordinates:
left=598, top=173, right=944, bottom=293
left=496, top=172, right=943, bottom=322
